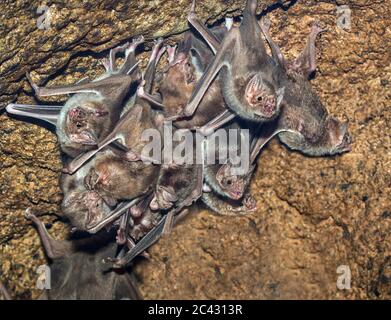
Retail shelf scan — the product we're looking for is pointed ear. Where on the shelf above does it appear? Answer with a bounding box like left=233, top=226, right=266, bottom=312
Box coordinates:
left=216, top=163, right=230, bottom=184
left=340, top=121, right=349, bottom=137
left=276, top=87, right=285, bottom=107
left=327, top=116, right=344, bottom=145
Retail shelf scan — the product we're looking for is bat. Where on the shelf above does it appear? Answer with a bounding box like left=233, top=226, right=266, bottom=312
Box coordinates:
left=22, top=209, right=141, bottom=300
left=6, top=37, right=144, bottom=158
left=183, top=0, right=286, bottom=123
left=104, top=207, right=193, bottom=268
left=60, top=155, right=114, bottom=232
left=203, top=119, right=258, bottom=201
left=64, top=38, right=166, bottom=174
left=83, top=148, right=159, bottom=206
left=158, top=26, right=235, bottom=133
left=214, top=16, right=351, bottom=181
left=257, top=18, right=352, bottom=157
left=61, top=148, right=148, bottom=235
left=149, top=129, right=203, bottom=235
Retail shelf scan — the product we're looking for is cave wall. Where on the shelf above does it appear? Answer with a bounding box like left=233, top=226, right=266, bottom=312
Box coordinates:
left=0, top=0, right=389, bottom=299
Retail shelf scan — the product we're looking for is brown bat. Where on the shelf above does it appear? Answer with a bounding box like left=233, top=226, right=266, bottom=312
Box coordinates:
left=83, top=148, right=159, bottom=207
left=157, top=26, right=236, bottom=133
left=254, top=18, right=352, bottom=158
left=6, top=37, right=144, bottom=158
left=203, top=119, right=259, bottom=202
left=61, top=150, right=149, bottom=236
left=183, top=0, right=286, bottom=123
left=259, top=17, right=326, bottom=79
left=60, top=41, right=165, bottom=239
left=203, top=15, right=351, bottom=198
left=19, top=209, right=141, bottom=300
left=60, top=156, right=114, bottom=232
left=148, top=128, right=203, bottom=236
left=64, top=38, right=166, bottom=174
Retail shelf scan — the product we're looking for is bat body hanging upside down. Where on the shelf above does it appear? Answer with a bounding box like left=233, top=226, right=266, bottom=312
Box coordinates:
left=1, top=210, right=141, bottom=300
left=6, top=37, right=144, bottom=158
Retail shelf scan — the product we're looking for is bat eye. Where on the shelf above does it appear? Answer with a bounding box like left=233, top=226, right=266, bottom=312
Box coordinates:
left=257, top=95, right=263, bottom=102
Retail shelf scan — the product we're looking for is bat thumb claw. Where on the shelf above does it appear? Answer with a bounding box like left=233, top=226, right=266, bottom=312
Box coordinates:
left=24, top=208, right=34, bottom=220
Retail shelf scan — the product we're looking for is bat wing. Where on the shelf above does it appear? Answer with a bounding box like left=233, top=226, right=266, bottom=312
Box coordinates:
left=6, top=103, right=62, bottom=126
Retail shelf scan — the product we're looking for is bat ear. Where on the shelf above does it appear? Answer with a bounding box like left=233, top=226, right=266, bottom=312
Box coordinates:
left=340, top=121, right=349, bottom=137
left=326, top=116, right=345, bottom=145
left=216, top=163, right=229, bottom=183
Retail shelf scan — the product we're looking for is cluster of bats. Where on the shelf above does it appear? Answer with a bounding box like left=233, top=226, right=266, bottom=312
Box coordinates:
left=1, top=0, right=351, bottom=300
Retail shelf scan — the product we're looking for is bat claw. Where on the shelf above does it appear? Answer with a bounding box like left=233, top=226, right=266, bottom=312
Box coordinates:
left=131, top=35, right=145, bottom=47
left=100, top=58, right=111, bottom=72
left=26, top=72, right=41, bottom=95
left=311, top=21, right=327, bottom=35
left=62, top=167, right=71, bottom=174
left=24, top=208, right=34, bottom=220
left=149, top=196, right=160, bottom=211
left=154, top=37, right=164, bottom=46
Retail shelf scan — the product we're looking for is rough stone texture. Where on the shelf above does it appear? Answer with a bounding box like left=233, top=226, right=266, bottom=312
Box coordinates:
left=0, top=0, right=390, bottom=299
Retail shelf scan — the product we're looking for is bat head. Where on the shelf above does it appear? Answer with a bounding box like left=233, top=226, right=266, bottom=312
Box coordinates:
left=160, top=53, right=197, bottom=118
left=66, top=99, right=109, bottom=144
left=151, top=185, right=178, bottom=211
left=244, top=74, right=284, bottom=121
left=166, top=53, right=196, bottom=86
left=130, top=209, right=162, bottom=241
left=62, top=189, right=112, bottom=231
left=216, top=163, right=256, bottom=200
left=58, top=95, right=112, bottom=156
left=325, top=116, right=352, bottom=155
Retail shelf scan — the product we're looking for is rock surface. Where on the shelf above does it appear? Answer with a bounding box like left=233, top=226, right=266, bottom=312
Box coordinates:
left=0, top=0, right=390, bottom=299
